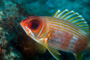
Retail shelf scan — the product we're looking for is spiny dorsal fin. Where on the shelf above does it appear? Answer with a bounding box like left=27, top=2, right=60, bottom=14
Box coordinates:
left=53, top=9, right=89, bottom=32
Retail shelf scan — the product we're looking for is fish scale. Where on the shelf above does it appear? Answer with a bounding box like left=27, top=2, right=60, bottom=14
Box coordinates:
left=74, top=38, right=88, bottom=52
left=47, top=26, right=88, bottom=53
left=47, top=27, right=72, bottom=52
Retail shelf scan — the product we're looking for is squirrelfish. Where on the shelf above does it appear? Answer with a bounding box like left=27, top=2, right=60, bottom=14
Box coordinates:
left=20, top=9, right=90, bottom=60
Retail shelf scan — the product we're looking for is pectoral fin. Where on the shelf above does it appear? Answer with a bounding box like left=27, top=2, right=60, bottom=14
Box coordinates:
left=73, top=53, right=84, bottom=60
left=47, top=47, right=62, bottom=60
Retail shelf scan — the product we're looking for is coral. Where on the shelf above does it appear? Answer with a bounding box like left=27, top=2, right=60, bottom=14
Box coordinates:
left=0, top=27, right=7, bottom=60
left=0, top=28, right=7, bottom=46
left=0, top=11, right=4, bottom=21
left=16, top=27, right=47, bottom=60
left=3, top=47, right=23, bottom=60
left=0, top=0, right=48, bottom=60
left=0, top=1, right=22, bottom=60
left=3, top=0, right=19, bottom=20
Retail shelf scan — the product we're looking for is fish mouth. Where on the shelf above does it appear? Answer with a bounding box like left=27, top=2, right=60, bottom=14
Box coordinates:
left=20, top=21, right=24, bottom=28
left=20, top=22, right=29, bottom=36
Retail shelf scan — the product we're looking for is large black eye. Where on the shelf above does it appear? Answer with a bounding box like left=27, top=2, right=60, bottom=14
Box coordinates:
left=29, top=20, right=40, bottom=30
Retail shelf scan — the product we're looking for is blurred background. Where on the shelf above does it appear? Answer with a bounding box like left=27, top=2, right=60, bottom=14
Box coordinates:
left=0, top=0, right=90, bottom=60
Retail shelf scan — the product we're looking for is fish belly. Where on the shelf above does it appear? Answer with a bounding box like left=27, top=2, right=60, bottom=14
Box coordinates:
left=47, top=27, right=88, bottom=53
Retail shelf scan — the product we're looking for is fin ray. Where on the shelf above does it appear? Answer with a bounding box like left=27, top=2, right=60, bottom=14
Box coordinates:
left=47, top=47, right=62, bottom=60
left=53, top=9, right=89, bottom=32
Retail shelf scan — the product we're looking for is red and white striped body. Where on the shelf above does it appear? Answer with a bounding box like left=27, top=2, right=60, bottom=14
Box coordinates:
left=45, top=17, right=89, bottom=53
left=20, top=16, right=89, bottom=53
left=20, top=9, right=90, bottom=60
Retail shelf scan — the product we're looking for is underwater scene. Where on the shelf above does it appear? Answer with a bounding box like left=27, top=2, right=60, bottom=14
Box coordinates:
left=0, top=0, right=90, bottom=60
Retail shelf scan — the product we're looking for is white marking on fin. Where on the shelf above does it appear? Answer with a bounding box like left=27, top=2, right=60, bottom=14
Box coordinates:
left=53, top=10, right=60, bottom=17
left=56, top=9, right=68, bottom=18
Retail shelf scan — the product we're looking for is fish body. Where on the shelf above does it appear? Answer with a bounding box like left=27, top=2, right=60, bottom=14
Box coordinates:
left=20, top=9, right=90, bottom=60
left=44, top=16, right=89, bottom=53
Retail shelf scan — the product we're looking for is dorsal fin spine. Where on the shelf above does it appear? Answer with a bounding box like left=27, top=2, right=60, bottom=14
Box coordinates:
left=60, top=11, right=70, bottom=19
left=53, top=9, right=89, bottom=32
left=67, top=15, right=79, bottom=21
left=72, top=20, right=85, bottom=24
left=62, top=10, right=74, bottom=19
left=59, top=9, right=68, bottom=18
left=60, top=11, right=69, bottom=19
left=71, top=19, right=83, bottom=23
left=74, top=22, right=86, bottom=24
left=57, top=9, right=68, bottom=18
left=71, top=19, right=85, bottom=23
left=64, top=13, right=74, bottom=20
left=53, top=10, right=60, bottom=17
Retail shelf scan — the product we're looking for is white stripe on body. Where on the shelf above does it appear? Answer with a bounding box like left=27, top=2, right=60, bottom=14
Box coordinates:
left=37, top=23, right=44, bottom=38
left=49, top=19, right=87, bottom=36
left=50, top=23, right=85, bottom=41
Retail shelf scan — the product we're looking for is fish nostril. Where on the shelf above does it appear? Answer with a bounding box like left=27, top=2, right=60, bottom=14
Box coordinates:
left=29, top=19, right=40, bottom=30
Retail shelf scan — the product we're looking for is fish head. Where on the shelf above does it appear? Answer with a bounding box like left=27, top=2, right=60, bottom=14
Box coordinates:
left=20, top=16, right=50, bottom=44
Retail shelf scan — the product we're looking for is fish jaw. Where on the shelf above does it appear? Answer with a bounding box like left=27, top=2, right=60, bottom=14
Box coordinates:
left=20, top=18, right=37, bottom=42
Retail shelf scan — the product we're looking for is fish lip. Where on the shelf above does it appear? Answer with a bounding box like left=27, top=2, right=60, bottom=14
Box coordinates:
left=20, top=22, right=28, bottom=35
left=20, top=21, right=23, bottom=26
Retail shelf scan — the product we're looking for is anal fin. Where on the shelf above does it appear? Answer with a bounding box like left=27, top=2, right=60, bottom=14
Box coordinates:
left=47, top=47, right=62, bottom=60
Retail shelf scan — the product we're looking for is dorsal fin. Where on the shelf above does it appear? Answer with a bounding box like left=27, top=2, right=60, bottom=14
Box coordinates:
left=53, top=9, right=89, bottom=32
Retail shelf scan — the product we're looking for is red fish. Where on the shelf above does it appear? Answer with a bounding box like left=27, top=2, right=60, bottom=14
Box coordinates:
left=20, top=9, right=90, bottom=60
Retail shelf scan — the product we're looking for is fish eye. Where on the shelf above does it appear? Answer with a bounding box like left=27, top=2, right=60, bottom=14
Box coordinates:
left=29, top=19, right=40, bottom=30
